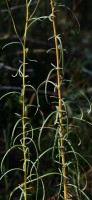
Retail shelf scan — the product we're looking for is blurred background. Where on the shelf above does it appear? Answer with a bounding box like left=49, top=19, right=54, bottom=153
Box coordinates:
left=0, top=0, right=92, bottom=199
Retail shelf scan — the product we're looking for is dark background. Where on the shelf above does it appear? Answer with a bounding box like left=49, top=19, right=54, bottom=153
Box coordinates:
left=0, top=1, right=92, bottom=199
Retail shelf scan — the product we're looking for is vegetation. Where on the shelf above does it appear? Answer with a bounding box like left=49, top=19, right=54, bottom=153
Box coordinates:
left=0, top=1, right=92, bottom=200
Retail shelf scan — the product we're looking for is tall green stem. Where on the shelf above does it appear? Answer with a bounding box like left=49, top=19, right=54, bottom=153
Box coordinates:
left=22, top=0, right=28, bottom=199
left=50, top=0, right=67, bottom=199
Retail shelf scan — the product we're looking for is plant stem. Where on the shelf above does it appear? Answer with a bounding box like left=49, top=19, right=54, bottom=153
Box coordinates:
left=22, top=0, right=28, bottom=199
left=50, top=0, right=67, bottom=199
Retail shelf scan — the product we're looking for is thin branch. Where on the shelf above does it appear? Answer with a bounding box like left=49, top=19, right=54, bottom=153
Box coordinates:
left=50, top=0, right=67, bottom=199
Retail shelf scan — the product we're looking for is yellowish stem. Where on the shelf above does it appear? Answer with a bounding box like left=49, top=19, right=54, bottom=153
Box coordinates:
left=22, top=0, right=28, bottom=199
left=50, top=0, right=67, bottom=199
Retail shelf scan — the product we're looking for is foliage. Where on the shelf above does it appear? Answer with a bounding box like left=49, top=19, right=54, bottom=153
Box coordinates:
left=0, top=0, right=92, bottom=200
